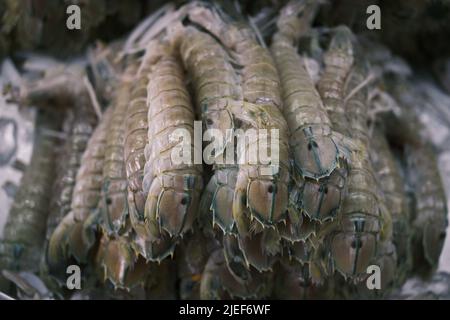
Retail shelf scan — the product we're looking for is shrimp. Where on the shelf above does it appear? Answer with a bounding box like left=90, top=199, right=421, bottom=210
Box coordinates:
left=90, top=63, right=157, bottom=290
left=94, top=233, right=150, bottom=290
left=142, top=40, right=203, bottom=246
left=179, top=26, right=241, bottom=156
left=144, top=259, right=177, bottom=299
left=273, top=256, right=336, bottom=299
left=405, top=142, right=447, bottom=277
left=187, top=3, right=290, bottom=231
left=100, top=64, right=137, bottom=236
left=18, top=60, right=91, bottom=110
left=124, top=49, right=153, bottom=240
left=384, top=76, right=448, bottom=277
left=370, top=126, right=411, bottom=283
left=179, top=26, right=241, bottom=234
left=45, top=99, right=97, bottom=246
left=0, top=111, right=58, bottom=291
left=213, top=227, right=281, bottom=276
left=176, top=229, right=219, bottom=299
left=48, top=106, right=114, bottom=268
left=328, top=60, right=385, bottom=278
left=271, top=1, right=347, bottom=222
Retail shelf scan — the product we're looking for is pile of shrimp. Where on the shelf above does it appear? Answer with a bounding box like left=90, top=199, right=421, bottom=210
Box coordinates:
left=0, top=0, right=447, bottom=300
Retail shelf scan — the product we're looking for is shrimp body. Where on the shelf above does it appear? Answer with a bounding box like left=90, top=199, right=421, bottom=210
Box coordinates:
left=1, top=113, right=58, bottom=275
left=48, top=107, right=114, bottom=266
left=273, top=43, right=339, bottom=179
left=330, top=62, right=385, bottom=278
left=370, top=127, right=411, bottom=282
left=317, top=26, right=354, bottom=138
left=179, top=27, right=240, bottom=234
left=176, top=230, right=218, bottom=299
left=271, top=2, right=348, bottom=223
left=100, top=66, right=136, bottom=236
left=200, top=165, right=239, bottom=234
left=187, top=4, right=290, bottom=230
left=46, top=100, right=97, bottom=241
left=143, top=42, right=203, bottom=242
left=125, top=57, right=152, bottom=240
left=406, top=143, right=448, bottom=274
left=272, top=0, right=340, bottom=181
left=330, top=150, right=382, bottom=277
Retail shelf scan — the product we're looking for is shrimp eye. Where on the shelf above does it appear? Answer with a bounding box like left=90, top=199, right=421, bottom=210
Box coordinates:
left=180, top=197, right=188, bottom=205
left=323, top=186, right=328, bottom=194
left=106, top=198, right=112, bottom=205
left=307, top=142, right=312, bottom=150
left=206, top=118, right=213, bottom=125
left=267, top=185, right=274, bottom=193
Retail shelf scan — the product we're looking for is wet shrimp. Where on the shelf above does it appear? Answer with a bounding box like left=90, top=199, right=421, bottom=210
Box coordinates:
left=271, top=1, right=347, bottom=222
left=179, top=26, right=241, bottom=234
left=385, top=76, right=448, bottom=277
left=100, top=64, right=137, bottom=236
left=187, top=3, right=290, bottom=232
left=1, top=111, right=59, bottom=290
left=142, top=40, right=203, bottom=250
left=370, top=126, right=411, bottom=283
left=48, top=107, right=114, bottom=268
left=199, top=249, right=273, bottom=299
